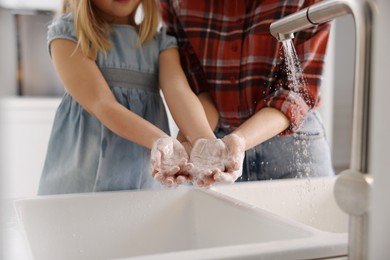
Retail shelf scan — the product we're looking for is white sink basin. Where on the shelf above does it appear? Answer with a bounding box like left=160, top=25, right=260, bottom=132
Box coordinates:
left=15, top=186, right=347, bottom=260
left=213, top=176, right=349, bottom=233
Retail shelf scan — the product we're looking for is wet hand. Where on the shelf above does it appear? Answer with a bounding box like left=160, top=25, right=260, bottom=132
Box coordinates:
left=189, top=134, right=245, bottom=188
left=151, top=137, right=193, bottom=187
left=189, top=138, right=226, bottom=188
left=213, top=134, right=245, bottom=184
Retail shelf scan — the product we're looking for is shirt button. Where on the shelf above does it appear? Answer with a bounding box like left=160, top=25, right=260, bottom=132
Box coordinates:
left=231, top=44, right=238, bottom=52
left=230, top=76, right=236, bottom=84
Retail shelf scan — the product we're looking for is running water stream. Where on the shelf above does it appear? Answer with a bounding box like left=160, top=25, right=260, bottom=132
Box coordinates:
left=281, top=39, right=311, bottom=179
left=282, top=39, right=307, bottom=93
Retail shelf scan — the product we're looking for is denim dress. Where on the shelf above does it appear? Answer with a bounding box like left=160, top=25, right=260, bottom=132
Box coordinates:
left=38, top=14, right=176, bottom=195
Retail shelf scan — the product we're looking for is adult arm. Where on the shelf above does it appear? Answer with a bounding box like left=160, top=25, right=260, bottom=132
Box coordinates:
left=232, top=108, right=289, bottom=150
left=233, top=0, right=330, bottom=149
left=176, top=92, right=219, bottom=143
left=259, top=1, right=331, bottom=136
left=157, top=47, right=227, bottom=186
left=159, top=47, right=216, bottom=144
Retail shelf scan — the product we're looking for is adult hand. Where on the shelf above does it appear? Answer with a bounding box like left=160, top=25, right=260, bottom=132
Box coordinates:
left=213, top=133, right=246, bottom=184
left=151, top=137, right=193, bottom=187
left=189, top=138, right=226, bottom=188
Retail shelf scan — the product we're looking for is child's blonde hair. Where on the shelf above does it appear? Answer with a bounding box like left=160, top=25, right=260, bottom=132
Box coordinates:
left=60, top=0, right=160, bottom=59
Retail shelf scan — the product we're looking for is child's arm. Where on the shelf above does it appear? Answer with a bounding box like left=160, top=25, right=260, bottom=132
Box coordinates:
left=51, top=39, right=193, bottom=186
left=50, top=39, right=168, bottom=149
left=158, top=48, right=216, bottom=144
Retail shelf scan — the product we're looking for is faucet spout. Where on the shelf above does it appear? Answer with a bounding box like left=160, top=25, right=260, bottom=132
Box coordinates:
left=270, top=0, right=351, bottom=41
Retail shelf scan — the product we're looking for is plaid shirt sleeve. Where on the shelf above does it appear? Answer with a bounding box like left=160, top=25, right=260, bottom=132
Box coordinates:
left=160, top=0, right=209, bottom=94
left=262, top=19, right=330, bottom=135
left=258, top=0, right=330, bottom=134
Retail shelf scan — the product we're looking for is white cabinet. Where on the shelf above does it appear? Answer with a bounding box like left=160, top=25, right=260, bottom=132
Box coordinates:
left=0, top=97, right=60, bottom=199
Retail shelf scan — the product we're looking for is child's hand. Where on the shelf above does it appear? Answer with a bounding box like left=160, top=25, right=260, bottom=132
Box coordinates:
left=151, top=137, right=193, bottom=187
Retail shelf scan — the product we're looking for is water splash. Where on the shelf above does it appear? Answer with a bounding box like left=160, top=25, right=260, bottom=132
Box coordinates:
left=281, top=39, right=312, bottom=179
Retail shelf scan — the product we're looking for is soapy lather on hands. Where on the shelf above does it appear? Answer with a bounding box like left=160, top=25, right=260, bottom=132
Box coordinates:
left=151, top=134, right=245, bottom=188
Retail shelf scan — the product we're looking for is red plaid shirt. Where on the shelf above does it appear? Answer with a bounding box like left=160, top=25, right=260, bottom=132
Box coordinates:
left=160, top=0, right=330, bottom=135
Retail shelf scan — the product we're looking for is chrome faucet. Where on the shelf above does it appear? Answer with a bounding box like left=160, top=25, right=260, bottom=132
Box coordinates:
left=270, top=0, right=376, bottom=259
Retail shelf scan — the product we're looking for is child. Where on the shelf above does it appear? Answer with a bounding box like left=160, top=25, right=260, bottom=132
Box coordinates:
left=38, top=0, right=223, bottom=195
